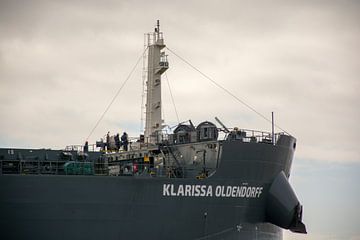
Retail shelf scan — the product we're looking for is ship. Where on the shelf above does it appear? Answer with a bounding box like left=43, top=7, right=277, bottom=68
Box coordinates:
left=0, top=21, right=306, bottom=240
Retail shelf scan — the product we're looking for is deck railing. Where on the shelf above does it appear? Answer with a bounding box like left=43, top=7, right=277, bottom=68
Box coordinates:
left=64, top=128, right=287, bottom=154
left=64, top=144, right=98, bottom=152
left=223, top=128, right=286, bottom=144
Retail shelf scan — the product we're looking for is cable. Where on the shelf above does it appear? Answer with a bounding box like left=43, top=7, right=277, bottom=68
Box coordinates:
left=164, top=72, right=180, bottom=123
left=165, top=46, right=290, bottom=135
left=85, top=47, right=148, bottom=142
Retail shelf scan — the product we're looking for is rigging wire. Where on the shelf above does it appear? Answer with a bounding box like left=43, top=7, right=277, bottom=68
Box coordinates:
left=164, top=72, right=180, bottom=123
left=85, top=47, right=148, bottom=142
left=165, top=46, right=290, bottom=135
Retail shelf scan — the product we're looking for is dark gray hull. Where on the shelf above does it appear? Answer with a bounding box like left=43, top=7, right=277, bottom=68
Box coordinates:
left=0, top=136, right=303, bottom=240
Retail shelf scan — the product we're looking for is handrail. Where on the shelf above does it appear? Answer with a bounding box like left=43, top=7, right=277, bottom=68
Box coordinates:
left=105, top=162, right=216, bottom=179
left=64, top=144, right=98, bottom=152
left=64, top=127, right=286, bottom=153
left=223, top=128, right=286, bottom=144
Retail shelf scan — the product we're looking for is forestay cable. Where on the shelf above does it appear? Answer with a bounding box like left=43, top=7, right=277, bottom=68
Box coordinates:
left=164, top=72, right=180, bottom=123
left=86, top=47, right=148, bottom=141
left=166, top=46, right=290, bottom=135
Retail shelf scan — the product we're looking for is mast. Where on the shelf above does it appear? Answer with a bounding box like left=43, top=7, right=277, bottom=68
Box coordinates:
left=144, top=20, right=169, bottom=144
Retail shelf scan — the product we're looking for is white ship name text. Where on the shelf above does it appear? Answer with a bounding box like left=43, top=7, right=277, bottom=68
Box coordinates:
left=162, top=184, right=263, bottom=198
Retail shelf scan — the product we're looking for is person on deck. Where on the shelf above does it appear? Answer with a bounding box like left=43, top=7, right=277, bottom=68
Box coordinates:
left=121, top=132, right=129, bottom=151
left=84, top=141, right=89, bottom=153
left=114, top=133, right=120, bottom=151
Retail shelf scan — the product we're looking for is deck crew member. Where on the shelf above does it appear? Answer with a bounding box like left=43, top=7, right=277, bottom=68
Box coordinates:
left=114, top=133, right=121, bottom=151
left=84, top=141, right=89, bottom=153
left=121, top=132, right=129, bottom=151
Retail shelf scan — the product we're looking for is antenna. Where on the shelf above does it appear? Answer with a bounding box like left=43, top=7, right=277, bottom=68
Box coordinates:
left=272, top=112, right=275, bottom=145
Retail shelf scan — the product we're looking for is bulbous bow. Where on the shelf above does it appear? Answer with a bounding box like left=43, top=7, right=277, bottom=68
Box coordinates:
left=266, top=171, right=307, bottom=234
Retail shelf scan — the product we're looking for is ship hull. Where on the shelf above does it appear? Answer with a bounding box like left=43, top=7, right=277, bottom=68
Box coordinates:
left=0, top=137, right=297, bottom=240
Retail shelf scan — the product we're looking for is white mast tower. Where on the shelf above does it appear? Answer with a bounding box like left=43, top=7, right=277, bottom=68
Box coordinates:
left=144, top=20, right=169, bottom=144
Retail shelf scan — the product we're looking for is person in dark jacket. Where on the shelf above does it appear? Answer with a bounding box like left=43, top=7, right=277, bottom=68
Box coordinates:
left=84, top=141, right=89, bottom=153
left=121, top=132, right=129, bottom=151
left=114, top=133, right=121, bottom=151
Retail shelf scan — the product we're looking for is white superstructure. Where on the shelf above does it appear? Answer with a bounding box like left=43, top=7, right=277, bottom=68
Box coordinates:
left=144, top=20, right=168, bottom=144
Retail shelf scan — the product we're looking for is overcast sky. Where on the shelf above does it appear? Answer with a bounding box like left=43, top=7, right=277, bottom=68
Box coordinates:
left=1, top=1, right=359, bottom=239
